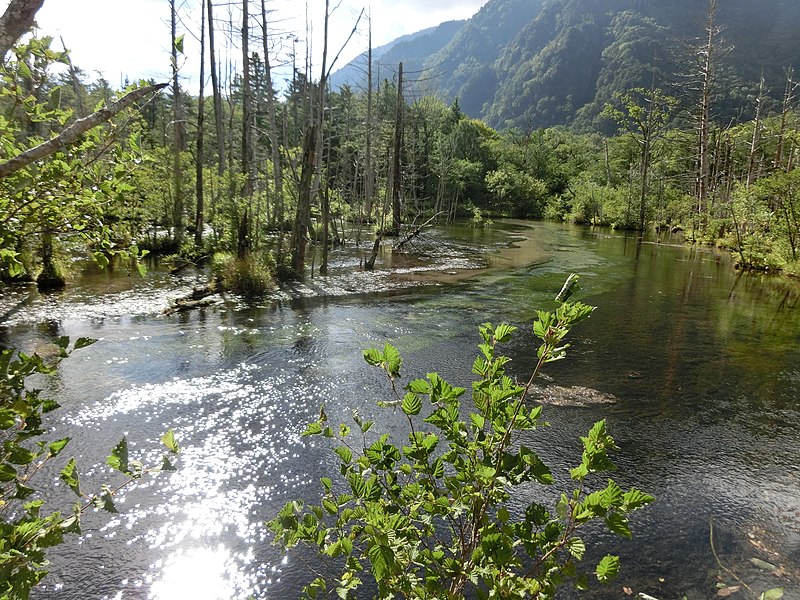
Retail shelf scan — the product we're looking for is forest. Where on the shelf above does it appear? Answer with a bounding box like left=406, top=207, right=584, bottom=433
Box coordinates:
left=0, top=0, right=799, bottom=598
left=0, top=0, right=798, bottom=296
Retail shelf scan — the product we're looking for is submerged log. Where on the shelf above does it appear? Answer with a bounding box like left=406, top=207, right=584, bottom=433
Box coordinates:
left=163, top=282, right=221, bottom=315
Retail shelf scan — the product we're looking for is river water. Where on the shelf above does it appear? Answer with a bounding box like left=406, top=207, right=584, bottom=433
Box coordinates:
left=2, top=221, right=799, bottom=599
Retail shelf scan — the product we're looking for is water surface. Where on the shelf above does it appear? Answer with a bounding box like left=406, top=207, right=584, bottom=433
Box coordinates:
left=1, top=221, right=798, bottom=599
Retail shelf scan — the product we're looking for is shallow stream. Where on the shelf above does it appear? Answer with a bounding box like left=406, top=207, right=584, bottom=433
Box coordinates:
left=2, top=221, right=798, bottom=599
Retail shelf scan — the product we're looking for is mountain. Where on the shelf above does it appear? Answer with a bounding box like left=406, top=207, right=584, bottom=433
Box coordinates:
left=329, top=20, right=466, bottom=91
left=330, top=0, right=800, bottom=131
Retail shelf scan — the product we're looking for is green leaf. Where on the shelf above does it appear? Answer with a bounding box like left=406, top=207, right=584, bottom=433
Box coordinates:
left=401, top=392, right=422, bottom=416
left=161, top=456, right=177, bottom=471
left=303, top=421, right=323, bottom=436
left=595, top=554, right=620, bottom=583
left=0, top=408, right=16, bottom=429
left=605, top=513, right=631, bottom=538
left=73, top=337, right=96, bottom=350
left=368, top=543, right=394, bottom=582
left=494, top=323, right=517, bottom=343
left=60, top=457, right=81, bottom=496
left=407, top=379, right=430, bottom=394
left=93, top=486, right=118, bottom=513
left=567, top=537, right=586, bottom=560
left=383, top=343, right=402, bottom=377
left=334, top=446, right=353, bottom=464
left=136, top=263, right=147, bottom=277
left=760, top=588, right=784, bottom=600
left=363, top=348, right=383, bottom=366
left=48, top=437, right=70, bottom=457
left=623, top=488, right=655, bottom=511
left=161, top=429, right=179, bottom=453
left=0, top=463, right=17, bottom=482
left=174, top=34, right=185, bottom=54
left=107, top=437, right=129, bottom=474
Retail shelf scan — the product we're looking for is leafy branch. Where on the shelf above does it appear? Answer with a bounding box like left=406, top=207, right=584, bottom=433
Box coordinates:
left=269, top=274, right=654, bottom=599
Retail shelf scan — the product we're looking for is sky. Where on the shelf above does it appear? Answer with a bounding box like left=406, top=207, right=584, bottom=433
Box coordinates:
left=21, top=0, right=490, bottom=90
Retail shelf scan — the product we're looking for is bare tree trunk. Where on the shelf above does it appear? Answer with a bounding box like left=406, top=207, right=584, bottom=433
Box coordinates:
left=170, top=0, right=186, bottom=246
left=259, top=0, right=283, bottom=231
left=291, top=124, right=317, bottom=275
left=391, top=62, right=404, bottom=234
left=238, top=0, right=255, bottom=258
left=364, top=16, right=374, bottom=221
left=746, top=75, right=765, bottom=188
left=206, top=0, right=225, bottom=177
left=195, top=0, right=207, bottom=248
left=696, top=0, right=717, bottom=222
left=774, top=69, right=796, bottom=171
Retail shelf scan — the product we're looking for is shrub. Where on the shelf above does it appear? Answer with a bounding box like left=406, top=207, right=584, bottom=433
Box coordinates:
left=269, top=275, right=653, bottom=599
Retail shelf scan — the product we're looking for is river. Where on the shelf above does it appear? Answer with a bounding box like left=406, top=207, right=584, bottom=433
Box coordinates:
left=2, top=220, right=798, bottom=599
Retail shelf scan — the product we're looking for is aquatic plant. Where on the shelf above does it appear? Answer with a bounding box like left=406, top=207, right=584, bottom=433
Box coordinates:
left=269, top=275, right=654, bottom=598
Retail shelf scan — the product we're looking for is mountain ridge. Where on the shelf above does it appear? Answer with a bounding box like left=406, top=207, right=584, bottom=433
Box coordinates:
left=330, top=0, right=800, bottom=131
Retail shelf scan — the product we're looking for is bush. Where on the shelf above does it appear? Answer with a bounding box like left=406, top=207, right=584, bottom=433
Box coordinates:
left=269, top=275, right=653, bottom=599
left=211, top=251, right=275, bottom=297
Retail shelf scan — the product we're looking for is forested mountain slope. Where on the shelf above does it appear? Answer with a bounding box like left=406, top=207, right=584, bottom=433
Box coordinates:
left=332, top=0, right=800, bottom=131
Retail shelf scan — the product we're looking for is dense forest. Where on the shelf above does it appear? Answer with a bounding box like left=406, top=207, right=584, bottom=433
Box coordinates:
left=0, top=0, right=799, bottom=296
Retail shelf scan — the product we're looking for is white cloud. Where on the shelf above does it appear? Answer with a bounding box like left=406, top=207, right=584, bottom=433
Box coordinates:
left=14, top=0, right=489, bottom=87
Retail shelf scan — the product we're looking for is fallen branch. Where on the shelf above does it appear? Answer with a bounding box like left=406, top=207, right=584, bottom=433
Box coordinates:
left=393, top=211, right=445, bottom=252
left=0, top=83, right=168, bottom=178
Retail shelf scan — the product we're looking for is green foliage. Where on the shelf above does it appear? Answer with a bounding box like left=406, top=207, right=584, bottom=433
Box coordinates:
left=211, top=251, right=275, bottom=297
left=0, top=340, right=180, bottom=599
left=269, top=275, right=653, bottom=599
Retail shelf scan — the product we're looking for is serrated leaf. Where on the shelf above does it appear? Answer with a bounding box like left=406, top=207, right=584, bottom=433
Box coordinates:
left=567, top=537, right=586, bottom=560
left=335, top=446, right=353, bottom=464
left=368, top=543, right=394, bottom=582
left=107, top=437, right=129, bottom=474
left=595, top=554, right=620, bottom=583
left=605, top=512, right=631, bottom=538
left=407, top=379, right=430, bottom=394
left=383, top=343, right=402, bottom=377
left=161, top=429, right=179, bottom=453
left=622, top=488, right=655, bottom=510
left=60, top=457, right=81, bottom=496
left=93, top=487, right=118, bottom=513
left=401, top=392, right=422, bottom=416
left=363, top=348, right=383, bottom=366
left=303, top=421, right=323, bottom=436
left=49, top=437, right=70, bottom=457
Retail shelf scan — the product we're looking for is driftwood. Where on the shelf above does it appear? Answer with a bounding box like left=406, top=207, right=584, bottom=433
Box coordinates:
left=163, top=282, right=221, bottom=315
left=393, top=211, right=445, bottom=252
